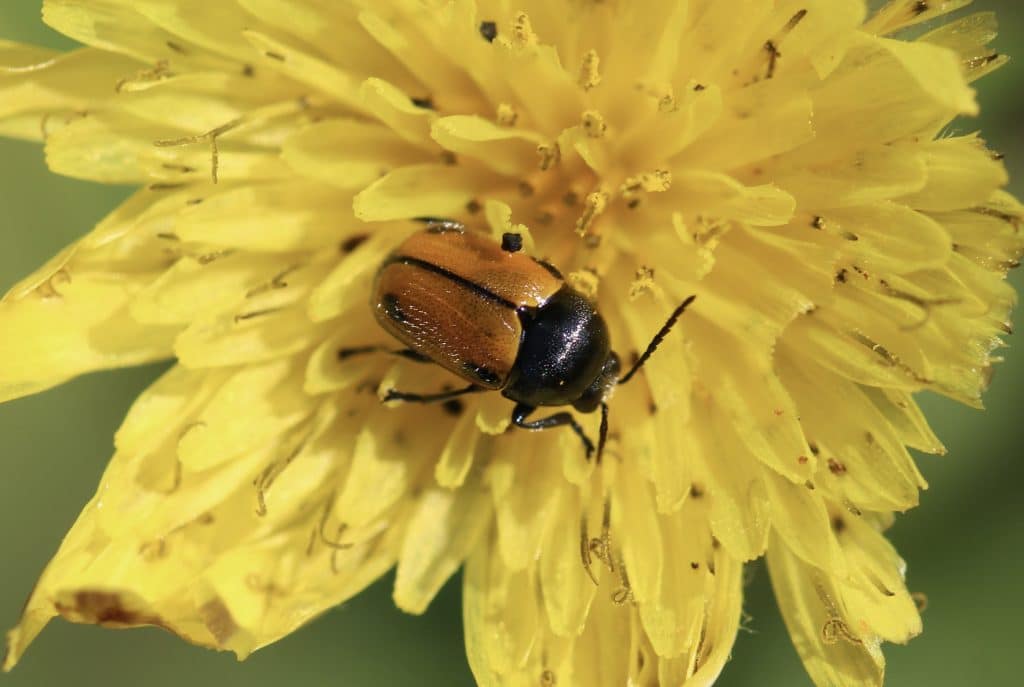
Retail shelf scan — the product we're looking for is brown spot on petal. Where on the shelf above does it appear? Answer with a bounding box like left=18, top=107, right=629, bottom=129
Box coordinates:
left=200, top=598, right=239, bottom=645
left=56, top=591, right=164, bottom=629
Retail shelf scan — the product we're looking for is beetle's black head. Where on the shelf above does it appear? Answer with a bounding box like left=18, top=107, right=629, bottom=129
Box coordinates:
left=572, top=352, right=620, bottom=414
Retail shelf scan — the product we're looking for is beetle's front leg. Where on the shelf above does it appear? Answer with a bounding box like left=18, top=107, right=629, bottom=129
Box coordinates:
left=382, top=384, right=486, bottom=404
left=510, top=402, right=595, bottom=459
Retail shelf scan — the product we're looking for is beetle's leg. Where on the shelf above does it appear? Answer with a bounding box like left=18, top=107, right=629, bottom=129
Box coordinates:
left=382, top=384, right=486, bottom=403
left=597, top=401, right=609, bottom=465
left=511, top=402, right=595, bottom=459
left=337, top=346, right=431, bottom=363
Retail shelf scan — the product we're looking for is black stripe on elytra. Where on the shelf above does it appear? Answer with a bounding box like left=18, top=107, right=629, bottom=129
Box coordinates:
left=386, top=256, right=520, bottom=311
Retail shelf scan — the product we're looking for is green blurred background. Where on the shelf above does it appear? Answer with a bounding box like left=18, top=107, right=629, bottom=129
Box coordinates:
left=1, top=2, right=1021, bottom=685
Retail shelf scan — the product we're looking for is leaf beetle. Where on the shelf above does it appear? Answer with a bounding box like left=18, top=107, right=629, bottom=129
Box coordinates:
left=341, top=221, right=695, bottom=462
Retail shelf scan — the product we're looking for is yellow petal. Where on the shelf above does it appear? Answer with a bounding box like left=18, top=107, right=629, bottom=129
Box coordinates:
left=780, top=353, right=926, bottom=512
left=637, top=504, right=709, bottom=658
left=133, top=0, right=262, bottom=62
left=430, top=115, right=544, bottom=176
left=130, top=252, right=290, bottom=325
left=865, top=0, right=973, bottom=36
left=0, top=270, right=176, bottom=402
left=663, top=170, right=796, bottom=226
left=175, top=302, right=328, bottom=368
left=683, top=86, right=814, bottom=172
left=435, top=410, right=484, bottom=488
left=174, top=182, right=353, bottom=252
left=307, top=229, right=405, bottom=322
left=826, top=201, right=952, bottom=274
left=683, top=548, right=744, bottom=686
left=283, top=118, right=428, bottom=189
left=177, top=360, right=310, bottom=472
left=777, top=146, right=927, bottom=209
left=488, top=431, right=561, bottom=571
left=538, top=485, right=597, bottom=638
left=762, top=467, right=847, bottom=577
left=463, top=534, right=539, bottom=677
left=43, top=0, right=172, bottom=63
left=354, top=163, right=499, bottom=221
left=0, top=45, right=140, bottom=141
left=767, top=533, right=885, bottom=687
left=335, top=404, right=444, bottom=535
left=359, top=77, right=437, bottom=147
left=393, top=464, right=492, bottom=614
left=920, top=11, right=1008, bottom=83
left=242, top=30, right=363, bottom=107
left=898, top=134, right=1008, bottom=211
left=694, top=398, right=770, bottom=561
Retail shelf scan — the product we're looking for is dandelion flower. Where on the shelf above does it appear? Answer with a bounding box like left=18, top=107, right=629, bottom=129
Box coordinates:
left=1, top=1, right=1021, bottom=685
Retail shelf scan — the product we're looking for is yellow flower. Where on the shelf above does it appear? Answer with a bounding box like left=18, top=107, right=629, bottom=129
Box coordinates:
left=1, top=0, right=1021, bottom=685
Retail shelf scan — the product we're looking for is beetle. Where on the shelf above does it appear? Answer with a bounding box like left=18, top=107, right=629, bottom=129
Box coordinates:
left=339, top=221, right=696, bottom=462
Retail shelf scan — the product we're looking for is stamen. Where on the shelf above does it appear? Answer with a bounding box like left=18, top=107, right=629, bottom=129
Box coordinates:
left=496, top=103, right=519, bottom=126
left=822, top=617, right=863, bottom=645
left=36, top=268, right=72, bottom=300
left=138, top=539, right=167, bottom=561
left=537, top=142, right=561, bottom=171
left=154, top=98, right=311, bottom=183
left=575, top=190, right=609, bottom=237
left=761, top=10, right=809, bottom=81
left=578, top=50, right=602, bottom=91
left=763, top=40, right=781, bottom=80
left=245, top=573, right=287, bottom=610
left=115, top=60, right=172, bottom=93
left=567, top=269, right=600, bottom=299
left=234, top=306, right=284, bottom=322
left=628, top=266, right=656, bottom=301
left=318, top=498, right=353, bottom=551
left=254, top=422, right=314, bottom=516
left=581, top=110, right=607, bottom=138
left=155, top=118, right=240, bottom=184
left=912, top=591, right=929, bottom=613
left=598, top=498, right=615, bottom=572
left=620, top=169, right=671, bottom=209
left=159, top=459, right=183, bottom=495
left=196, top=249, right=233, bottom=265
left=580, top=515, right=598, bottom=585
left=511, top=12, right=538, bottom=49
left=611, top=556, right=634, bottom=605
left=245, top=264, right=301, bottom=298
left=878, top=281, right=961, bottom=331
left=851, top=332, right=931, bottom=385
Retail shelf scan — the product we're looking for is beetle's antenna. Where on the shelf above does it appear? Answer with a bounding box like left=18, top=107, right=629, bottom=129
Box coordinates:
left=597, top=401, right=609, bottom=464
left=618, top=295, right=697, bottom=384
